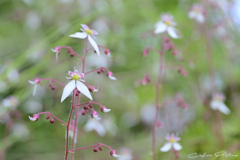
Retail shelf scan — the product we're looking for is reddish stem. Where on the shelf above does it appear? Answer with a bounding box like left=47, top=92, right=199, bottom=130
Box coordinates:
left=58, top=46, right=84, bottom=60
left=85, top=45, right=107, bottom=53
left=65, top=91, right=76, bottom=160
left=40, top=78, right=65, bottom=87
left=37, top=112, right=67, bottom=126
left=85, top=67, right=110, bottom=75
left=69, top=143, right=112, bottom=152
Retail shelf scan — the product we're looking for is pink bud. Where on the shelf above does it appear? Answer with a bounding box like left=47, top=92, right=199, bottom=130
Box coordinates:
left=143, top=47, right=149, bottom=57
left=51, top=86, right=56, bottom=90
left=91, top=110, right=100, bottom=119
left=173, top=50, right=178, bottom=55
left=182, top=103, right=188, bottom=109
left=50, top=119, right=55, bottom=124
left=54, top=46, right=61, bottom=51
left=93, top=148, right=98, bottom=152
left=100, top=106, right=111, bottom=113
left=156, top=121, right=162, bottom=127
left=29, top=114, right=39, bottom=121
left=104, top=49, right=111, bottom=56
left=181, top=70, right=187, bottom=76
left=70, top=53, right=74, bottom=57
left=46, top=115, right=50, bottom=119
left=110, top=150, right=119, bottom=157
left=89, top=86, right=98, bottom=92
left=34, top=78, right=41, bottom=84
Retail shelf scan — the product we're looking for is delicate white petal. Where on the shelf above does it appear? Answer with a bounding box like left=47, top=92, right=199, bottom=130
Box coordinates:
left=196, top=14, right=205, bottom=23
left=84, top=119, right=106, bottom=136
left=33, top=85, right=38, bottom=96
left=56, top=52, right=58, bottom=61
left=218, top=102, right=230, bottom=115
left=28, top=80, right=35, bottom=85
left=188, top=11, right=196, bottom=19
left=61, top=80, right=76, bottom=102
left=112, top=154, right=120, bottom=158
left=109, top=76, right=117, bottom=80
left=28, top=116, right=36, bottom=121
left=88, top=35, right=100, bottom=56
left=103, top=109, right=111, bottom=113
left=167, top=27, right=181, bottom=39
left=93, top=115, right=101, bottom=120
left=154, top=21, right=167, bottom=34
left=173, top=142, right=182, bottom=151
left=52, top=48, right=56, bottom=52
left=81, top=24, right=89, bottom=30
left=69, top=32, right=87, bottom=39
left=76, top=81, right=93, bottom=100
left=160, top=142, right=172, bottom=152
left=94, top=123, right=106, bottom=136
left=210, top=100, right=219, bottom=110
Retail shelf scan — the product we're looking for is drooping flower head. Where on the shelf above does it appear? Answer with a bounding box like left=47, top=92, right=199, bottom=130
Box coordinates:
left=69, top=24, right=100, bottom=56
left=210, top=93, right=230, bottom=115
left=154, top=14, right=181, bottom=39
left=160, top=133, right=182, bottom=152
left=188, top=4, right=205, bottom=23
left=52, top=46, right=61, bottom=60
left=61, top=69, right=92, bottom=102
left=28, top=78, right=41, bottom=96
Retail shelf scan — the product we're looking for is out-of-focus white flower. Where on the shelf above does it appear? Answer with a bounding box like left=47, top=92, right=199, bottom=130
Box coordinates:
left=160, top=133, right=182, bottom=152
left=11, top=123, right=30, bottom=140
left=0, top=81, right=7, bottom=93
left=28, top=78, right=41, bottom=96
left=84, top=118, right=106, bottom=136
left=61, top=69, right=92, bottom=102
left=188, top=4, right=205, bottom=23
left=2, top=96, right=18, bottom=110
left=100, top=106, right=111, bottom=113
left=154, top=14, right=181, bottom=39
left=69, top=24, right=100, bottom=56
left=7, top=69, right=20, bottom=83
left=117, top=148, right=132, bottom=160
left=210, top=93, right=230, bottom=115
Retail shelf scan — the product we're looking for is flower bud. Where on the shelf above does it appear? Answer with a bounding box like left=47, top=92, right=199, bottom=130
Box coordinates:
left=93, top=148, right=98, bottom=152
left=50, top=119, right=55, bottom=124
left=89, top=86, right=98, bottom=92
left=34, top=78, right=41, bottom=84
left=83, top=105, right=88, bottom=110
left=88, top=104, right=93, bottom=108
left=67, top=49, right=71, bottom=53
left=156, top=121, right=162, bottom=127
left=70, top=53, right=74, bottom=57
left=51, top=86, right=56, bottom=90
left=173, top=50, right=178, bottom=55
left=82, top=110, right=86, bottom=115
left=46, top=115, right=50, bottom=119
left=107, top=72, right=117, bottom=80
left=29, top=114, right=39, bottom=121
left=91, top=110, right=101, bottom=120
left=110, top=150, right=119, bottom=158
left=104, top=49, right=111, bottom=56
left=97, top=70, right=101, bottom=74
left=143, top=47, right=149, bottom=57
left=181, top=70, right=187, bottom=76
left=99, top=146, right=103, bottom=151
left=182, top=103, right=188, bottom=109
left=100, top=106, right=111, bottom=113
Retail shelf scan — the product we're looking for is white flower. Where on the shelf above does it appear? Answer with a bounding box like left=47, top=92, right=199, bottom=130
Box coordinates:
left=160, top=133, right=182, bottom=152
left=188, top=4, right=205, bottom=23
left=107, top=71, right=117, bottom=80
left=117, top=148, right=132, bottom=160
left=110, top=150, right=120, bottom=158
left=154, top=14, right=181, bottom=39
left=69, top=24, right=100, bottom=56
left=84, top=118, right=106, bottom=136
left=210, top=93, right=230, bottom=115
left=28, top=78, right=41, bottom=96
left=100, top=106, right=111, bottom=113
left=61, top=69, right=92, bottom=102
left=28, top=114, right=39, bottom=121
left=2, top=96, right=18, bottom=110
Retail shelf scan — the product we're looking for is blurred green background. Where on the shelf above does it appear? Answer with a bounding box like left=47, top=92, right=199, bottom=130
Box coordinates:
left=1, top=0, right=240, bottom=160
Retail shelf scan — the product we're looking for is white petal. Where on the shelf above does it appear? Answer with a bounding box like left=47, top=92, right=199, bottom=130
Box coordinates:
left=196, top=14, right=205, bottom=23
left=56, top=52, right=58, bottom=61
left=84, top=119, right=106, bottom=136
left=109, top=76, right=117, bottom=80
left=154, top=21, right=167, bottom=34
left=88, top=35, right=100, bottom=56
left=61, top=80, right=76, bottom=102
left=28, top=116, right=36, bottom=121
left=103, top=109, right=111, bottom=113
left=94, top=123, right=106, bottom=136
left=210, top=100, right=219, bottom=110
left=160, top=142, right=172, bottom=152
left=112, top=154, right=120, bottom=158
left=173, top=142, right=182, bottom=151
left=218, top=102, right=230, bottom=115
left=93, top=115, right=101, bottom=120
left=52, top=49, right=56, bottom=52
left=28, top=80, right=35, bottom=85
left=76, top=81, right=93, bottom=100
left=188, top=11, right=196, bottom=19
left=69, top=32, right=87, bottom=39
left=33, top=85, right=38, bottom=96
left=167, top=27, right=181, bottom=39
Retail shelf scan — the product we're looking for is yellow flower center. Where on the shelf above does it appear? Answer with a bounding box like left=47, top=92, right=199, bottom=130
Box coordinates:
left=86, top=29, right=92, bottom=35
left=72, top=74, right=79, bottom=80
left=165, top=21, right=171, bottom=26
left=169, top=138, right=175, bottom=143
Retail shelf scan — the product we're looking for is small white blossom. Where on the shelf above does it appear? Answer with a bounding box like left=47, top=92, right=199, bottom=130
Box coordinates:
left=69, top=24, right=100, bottom=56
left=160, top=133, right=182, bottom=152
left=211, top=93, right=230, bottom=115
left=188, top=4, right=205, bottom=23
